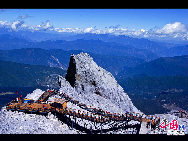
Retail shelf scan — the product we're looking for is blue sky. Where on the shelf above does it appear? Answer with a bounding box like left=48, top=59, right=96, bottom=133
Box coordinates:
left=0, top=9, right=188, bottom=30
left=0, top=9, right=188, bottom=41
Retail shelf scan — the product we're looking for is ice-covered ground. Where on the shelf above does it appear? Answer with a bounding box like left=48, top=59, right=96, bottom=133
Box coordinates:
left=25, top=89, right=45, bottom=102
left=1, top=87, right=187, bottom=134
left=0, top=107, right=79, bottom=134
left=0, top=89, right=79, bottom=134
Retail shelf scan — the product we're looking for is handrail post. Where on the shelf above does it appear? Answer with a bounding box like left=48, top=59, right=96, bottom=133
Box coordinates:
left=71, top=120, right=74, bottom=130
left=100, top=123, right=103, bottom=134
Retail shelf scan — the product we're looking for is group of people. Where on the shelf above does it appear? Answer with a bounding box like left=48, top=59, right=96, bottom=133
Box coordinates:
left=6, top=90, right=162, bottom=131
left=62, top=105, right=160, bottom=130
left=26, top=91, right=159, bottom=129
left=60, top=92, right=161, bottom=127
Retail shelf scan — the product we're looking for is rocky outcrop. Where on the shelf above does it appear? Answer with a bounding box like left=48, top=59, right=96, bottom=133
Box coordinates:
left=61, top=52, right=140, bottom=113
left=65, top=55, right=77, bottom=87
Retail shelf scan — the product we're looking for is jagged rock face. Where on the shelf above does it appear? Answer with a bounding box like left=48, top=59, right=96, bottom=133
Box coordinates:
left=64, top=52, right=140, bottom=113
left=65, top=55, right=77, bottom=87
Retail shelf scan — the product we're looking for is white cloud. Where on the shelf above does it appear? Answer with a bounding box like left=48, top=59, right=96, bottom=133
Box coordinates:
left=108, top=28, right=114, bottom=33
left=0, top=19, right=187, bottom=41
left=43, top=20, right=51, bottom=29
left=0, top=20, right=10, bottom=26
left=84, top=27, right=93, bottom=33
left=29, top=20, right=53, bottom=31
left=55, top=27, right=81, bottom=33
left=11, top=20, right=24, bottom=30
left=156, top=22, right=187, bottom=34
left=140, top=29, right=146, bottom=32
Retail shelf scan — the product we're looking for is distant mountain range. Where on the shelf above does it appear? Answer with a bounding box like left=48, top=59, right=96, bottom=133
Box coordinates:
left=118, top=55, right=188, bottom=78
left=0, top=60, right=66, bottom=87
left=166, top=45, right=188, bottom=57
left=116, top=55, right=188, bottom=114
left=0, top=34, right=158, bottom=61
left=0, top=48, right=145, bottom=76
left=0, top=33, right=187, bottom=60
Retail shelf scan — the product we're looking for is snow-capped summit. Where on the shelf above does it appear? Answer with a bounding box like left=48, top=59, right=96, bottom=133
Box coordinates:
left=62, top=52, right=140, bottom=113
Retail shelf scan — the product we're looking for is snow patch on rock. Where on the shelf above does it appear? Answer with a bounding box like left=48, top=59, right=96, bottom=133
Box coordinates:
left=25, top=89, right=45, bottom=101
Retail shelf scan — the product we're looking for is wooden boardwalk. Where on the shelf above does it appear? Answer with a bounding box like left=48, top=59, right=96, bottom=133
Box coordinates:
left=6, top=90, right=161, bottom=134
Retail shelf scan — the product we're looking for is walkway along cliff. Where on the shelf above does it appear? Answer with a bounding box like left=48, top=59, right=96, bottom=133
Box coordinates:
left=6, top=89, right=161, bottom=134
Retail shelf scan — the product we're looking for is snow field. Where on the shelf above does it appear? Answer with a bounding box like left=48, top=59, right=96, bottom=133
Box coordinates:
left=0, top=106, right=79, bottom=134
left=25, top=89, right=45, bottom=101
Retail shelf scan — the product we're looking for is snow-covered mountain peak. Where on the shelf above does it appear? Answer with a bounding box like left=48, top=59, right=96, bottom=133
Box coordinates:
left=63, top=52, right=140, bottom=113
